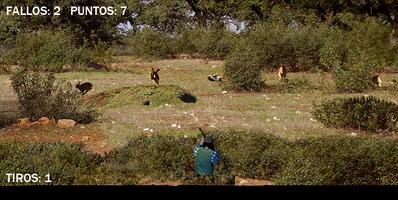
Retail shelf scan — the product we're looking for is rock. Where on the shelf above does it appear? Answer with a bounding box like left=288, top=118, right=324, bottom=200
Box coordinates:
left=37, top=117, right=50, bottom=125
left=57, top=119, right=76, bottom=128
left=82, top=136, right=91, bottom=142
left=171, top=124, right=178, bottom=128
left=18, top=118, right=31, bottom=128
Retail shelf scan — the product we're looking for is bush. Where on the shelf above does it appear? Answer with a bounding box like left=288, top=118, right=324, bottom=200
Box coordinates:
left=14, top=30, right=87, bottom=72
left=276, top=136, right=398, bottom=185
left=224, top=39, right=264, bottom=91
left=333, top=64, right=373, bottom=93
left=10, top=70, right=98, bottom=122
left=129, top=28, right=176, bottom=59
left=104, top=135, right=197, bottom=182
left=280, top=77, right=317, bottom=93
left=3, top=131, right=398, bottom=185
left=312, top=96, right=398, bottom=133
left=190, top=27, right=236, bottom=59
left=245, top=22, right=325, bottom=71
left=320, top=15, right=397, bottom=71
left=0, top=142, right=105, bottom=185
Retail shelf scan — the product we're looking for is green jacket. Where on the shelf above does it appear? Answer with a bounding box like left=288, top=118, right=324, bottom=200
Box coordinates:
left=193, top=145, right=221, bottom=176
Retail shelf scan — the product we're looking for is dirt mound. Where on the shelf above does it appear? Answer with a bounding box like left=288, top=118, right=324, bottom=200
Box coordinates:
left=0, top=124, right=113, bottom=156
left=81, top=85, right=196, bottom=109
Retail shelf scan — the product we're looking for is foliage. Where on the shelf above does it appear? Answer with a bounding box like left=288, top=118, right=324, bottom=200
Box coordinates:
left=10, top=70, right=98, bottom=122
left=332, top=64, right=373, bottom=93
left=280, top=77, right=317, bottom=93
left=13, top=30, right=87, bottom=72
left=179, top=26, right=237, bottom=59
left=0, top=142, right=105, bottom=185
left=81, top=85, right=196, bottom=109
left=224, top=39, right=264, bottom=91
left=129, top=28, right=176, bottom=59
left=313, top=96, right=398, bottom=133
left=276, top=136, right=398, bottom=185
left=319, top=15, right=397, bottom=71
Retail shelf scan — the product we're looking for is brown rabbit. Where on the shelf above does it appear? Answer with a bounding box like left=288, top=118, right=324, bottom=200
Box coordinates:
left=150, top=68, right=160, bottom=85
left=76, top=81, right=93, bottom=95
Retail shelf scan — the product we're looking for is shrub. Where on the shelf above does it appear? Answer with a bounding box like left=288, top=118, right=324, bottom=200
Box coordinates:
left=280, top=77, right=317, bottom=93
left=190, top=27, right=236, bottom=60
left=173, top=26, right=237, bottom=60
left=84, top=40, right=112, bottom=67
left=0, top=142, right=105, bottom=185
left=224, top=39, right=264, bottom=91
left=129, top=28, right=176, bottom=59
left=275, top=136, right=398, bottom=185
left=10, top=70, right=98, bottom=122
left=320, top=15, right=397, bottom=71
left=14, top=30, right=87, bottom=72
left=104, top=135, right=197, bottom=182
left=3, top=131, right=398, bottom=185
left=333, top=64, right=373, bottom=93
left=245, top=22, right=325, bottom=71
left=0, top=113, right=17, bottom=128
left=312, top=96, right=398, bottom=133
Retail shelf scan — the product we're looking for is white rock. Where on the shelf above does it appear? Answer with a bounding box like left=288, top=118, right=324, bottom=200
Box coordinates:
left=150, top=129, right=154, bottom=132
left=266, top=119, right=271, bottom=122
left=273, top=117, right=280, bottom=121
left=295, top=111, right=301, bottom=114
left=177, top=125, right=181, bottom=129
left=171, top=124, right=178, bottom=128
left=143, top=128, right=150, bottom=131
left=351, top=132, right=357, bottom=136
left=57, top=119, right=76, bottom=128
left=183, top=135, right=188, bottom=138
left=270, top=106, right=277, bottom=109
left=221, top=91, right=228, bottom=94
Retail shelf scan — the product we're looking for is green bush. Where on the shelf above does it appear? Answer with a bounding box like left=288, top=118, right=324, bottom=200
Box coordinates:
left=0, top=142, right=105, bottom=185
left=129, top=28, right=176, bottom=59
left=312, top=96, right=398, bottom=133
left=190, top=27, right=236, bottom=60
left=0, top=113, right=17, bottom=128
left=224, top=39, right=264, bottom=91
left=2, top=131, right=398, bottom=185
left=280, top=77, right=317, bottom=93
left=333, top=64, right=373, bottom=93
left=14, top=30, right=87, bottom=72
left=173, top=26, right=237, bottom=59
left=320, top=15, right=397, bottom=71
left=104, top=135, right=196, bottom=182
left=10, top=70, right=98, bottom=122
left=276, top=136, right=398, bottom=185
left=245, top=22, right=325, bottom=71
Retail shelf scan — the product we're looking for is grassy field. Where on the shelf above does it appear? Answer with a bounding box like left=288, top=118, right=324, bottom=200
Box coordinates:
left=1, top=56, right=398, bottom=151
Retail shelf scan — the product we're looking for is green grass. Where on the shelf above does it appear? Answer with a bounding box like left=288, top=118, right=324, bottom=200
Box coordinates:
left=81, top=85, right=196, bottom=109
left=2, top=57, right=398, bottom=149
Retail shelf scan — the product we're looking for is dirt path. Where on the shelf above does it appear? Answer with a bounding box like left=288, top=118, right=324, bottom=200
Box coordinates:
left=0, top=124, right=114, bottom=156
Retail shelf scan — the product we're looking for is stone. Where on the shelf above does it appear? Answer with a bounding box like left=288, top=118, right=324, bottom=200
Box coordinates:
left=17, top=118, right=31, bottom=128
left=37, top=117, right=50, bottom=125
left=82, top=136, right=91, bottom=142
left=57, top=119, right=76, bottom=128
